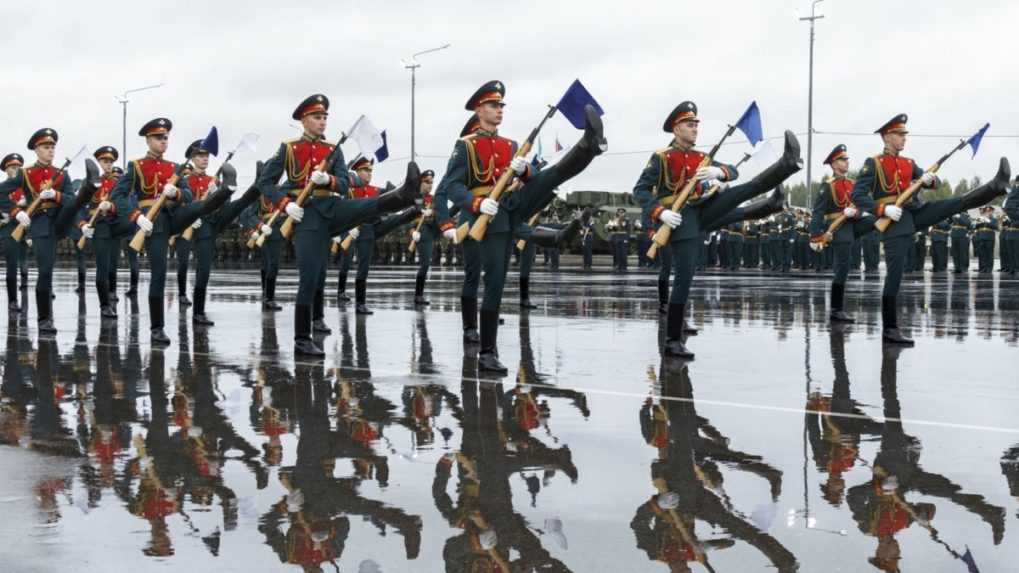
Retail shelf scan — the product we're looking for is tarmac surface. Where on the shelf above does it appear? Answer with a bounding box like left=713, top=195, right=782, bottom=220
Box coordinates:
left=1, top=258, right=1017, bottom=572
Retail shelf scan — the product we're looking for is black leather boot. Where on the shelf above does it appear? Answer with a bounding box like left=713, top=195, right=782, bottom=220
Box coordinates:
left=192, top=287, right=214, bottom=326
left=263, top=271, right=282, bottom=310
left=959, top=157, right=1010, bottom=210
left=657, top=279, right=669, bottom=315
left=478, top=309, right=507, bottom=374
left=149, top=297, right=170, bottom=345
left=37, top=289, right=57, bottom=335
left=881, top=295, right=913, bottom=346
left=461, top=296, right=480, bottom=344
left=312, top=289, right=331, bottom=333
left=550, top=105, right=607, bottom=180
left=294, top=304, right=324, bottom=356
left=750, top=131, right=803, bottom=191
left=520, top=278, right=538, bottom=309
left=355, top=279, right=373, bottom=315
left=414, top=275, right=429, bottom=306
left=829, top=283, right=855, bottom=323
left=98, top=281, right=117, bottom=320
left=663, top=303, right=694, bottom=359
left=529, top=219, right=582, bottom=248
left=377, top=162, right=422, bottom=214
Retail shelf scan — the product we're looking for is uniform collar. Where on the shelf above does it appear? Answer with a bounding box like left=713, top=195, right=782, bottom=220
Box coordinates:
left=475, top=127, right=498, bottom=137
left=882, top=147, right=900, bottom=158
left=301, top=132, right=324, bottom=143
left=669, top=140, right=695, bottom=153
left=192, top=169, right=207, bottom=176
left=145, top=151, right=164, bottom=161
left=33, top=161, right=53, bottom=169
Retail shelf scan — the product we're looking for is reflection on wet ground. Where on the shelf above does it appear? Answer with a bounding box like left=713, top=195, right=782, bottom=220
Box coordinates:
left=1, top=264, right=1017, bottom=572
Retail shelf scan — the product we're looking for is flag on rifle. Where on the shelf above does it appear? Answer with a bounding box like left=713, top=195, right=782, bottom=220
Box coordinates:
left=201, top=126, right=220, bottom=156
left=348, top=115, right=385, bottom=159
left=735, top=101, right=763, bottom=147
left=961, top=546, right=981, bottom=573
left=556, top=79, right=604, bottom=130
left=966, top=123, right=990, bottom=158
left=375, top=130, right=389, bottom=163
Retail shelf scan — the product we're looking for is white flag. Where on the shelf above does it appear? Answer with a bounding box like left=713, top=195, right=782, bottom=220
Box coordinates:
left=348, top=115, right=385, bottom=158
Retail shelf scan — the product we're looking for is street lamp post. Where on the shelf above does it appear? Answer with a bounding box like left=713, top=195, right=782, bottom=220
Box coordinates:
left=115, top=83, right=165, bottom=168
left=800, top=0, right=824, bottom=208
left=402, top=44, right=451, bottom=163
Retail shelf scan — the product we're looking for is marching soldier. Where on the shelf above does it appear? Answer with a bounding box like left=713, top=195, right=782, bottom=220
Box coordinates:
left=635, top=100, right=802, bottom=358
left=241, top=164, right=284, bottom=311
left=950, top=210, right=972, bottom=273
left=608, top=208, right=630, bottom=271
left=78, top=146, right=128, bottom=319
left=810, top=144, right=874, bottom=323
left=973, top=206, right=997, bottom=273
left=0, top=129, right=97, bottom=334
left=1005, top=180, right=1019, bottom=275
left=111, top=118, right=234, bottom=346
left=435, top=80, right=606, bottom=372
left=929, top=218, right=951, bottom=271
left=408, top=169, right=437, bottom=306
left=850, top=113, right=1010, bottom=345
left=999, top=207, right=1012, bottom=274
left=2, top=153, right=26, bottom=313
left=727, top=221, right=743, bottom=270
left=581, top=208, right=595, bottom=270
left=256, top=94, right=419, bottom=356
left=180, top=139, right=259, bottom=326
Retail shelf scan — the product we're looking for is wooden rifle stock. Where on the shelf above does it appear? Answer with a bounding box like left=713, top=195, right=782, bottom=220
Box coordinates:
left=11, top=156, right=73, bottom=243
left=129, top=164, right=189, bottom=252
left=407, top=215, right=426, bottom=254
left=340, top=228, right=357, bottom=252
left=873, top=139, right=966, bottom=233
left=280, top=156, right=330, bottom=239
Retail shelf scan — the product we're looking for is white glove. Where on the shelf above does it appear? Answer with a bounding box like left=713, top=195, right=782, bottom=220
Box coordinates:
left=421, top=208, right=433, bottom=218
left=16, top=211, right=31, bottom=227
left=332, top=236, right=342, bottom=244
left=658, top=491, right=679, bottom=510
left=412, top=231, right=421, bottom=242
left=191, top=218, right=203, bottom=230
left=40, top=188, right=57, bottom=200
left=349, top=227, right=360, bottom=240
left=206, top=183, right=218, bottom=195
left=510, top=156, right=528, bottom=175
left=136, top=214, right=153, bottom=234
left=843, top=206, right=858, bottom=218
left=98, top=200, right=113, bottom=212
left=884, top=205, right=903, bottom=222
left=285, top=490, right=305, bottom=513
left=82, top=225, right=95, bottom=239
left=285, top=202, right=304, bottom=222
left=920, top=172, right=935, bottom=185
left=26, top=239, right=32, bottom=247
left=478, top=529, right=499, bottom=550
left=480, top=198, right=499, bottom=216
left=162, top=183, right=178, bottom=199
left=658, top=209, right=683, bottom=229
left=810, top=241, right=823, bottom=252
left=260, top=224, right=272, bottom=236
left=696, top=166, right=725, bottom=182
left=713, top=180, right=729, bottom=192
left=443, top=228, right=458, bottom=242
left=16, top=196, right=27, bottom=207
left=310, top=171, right=330, bottom=186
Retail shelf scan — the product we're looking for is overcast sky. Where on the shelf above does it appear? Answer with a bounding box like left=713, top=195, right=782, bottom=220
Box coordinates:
left=4, top=0, right=1017, bottom=196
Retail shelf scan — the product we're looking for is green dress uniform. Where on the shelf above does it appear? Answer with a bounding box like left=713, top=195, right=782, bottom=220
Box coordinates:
left=81, top=147, right=134, bottom=319
left=635, top=101, right=802, bottom=358
left=438, top=81, right=605, bottom=373
left=950, top=212, right=972, bottom=273
left=0, top=129, right=96, bottom=333
left=1, top=153, right=27, bottom=312
left=929, top=219, right=950, bottom=271
left=758, top=219, right=771, bottom=268
left=256, top=94, right=419, bottom=356
left=111, top=118, right=232, bottom=345
left=240, top=190, right=285, bottom=310
left=1004, top=183, right=1019, bottom=274
left=972, top=213, right=997, bottom=273
left=999, top=214, right=1012, bottom=273
left=411, top=170, right=438, bottom=306
left=849, top=113, right=1010, bottom=345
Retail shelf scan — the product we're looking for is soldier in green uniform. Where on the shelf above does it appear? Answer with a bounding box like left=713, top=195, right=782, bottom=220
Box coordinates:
left=972, top=206, right=997, bottom=273
left=1004, top=180, right=1019, bottom=275
left=76, top=146, right=128, bottom=319
left=241, top=164, right=285, bottom=311
left=635, top=101, right=802, bottom=358
left=950, top=211, right=972, bottom=273
left=809, top=145, right=875, bottom=322
left=999, top=207, right=1012, bottom=273
left=850, top=113, right=1010, bottom=345
left=256, top=94, right=419, bottom=356
left=743, top=220, right=759, bottom=268
left=408, top=169, right=437, bottom=306
left=1, top=153, right=26, bottom=313
left=758, top=217, right=771, bottom=269
left=929, top=219, right=950, bottom=272
left=436, top=80, right=606, bottom=373
left=111, top=118, right=234, bottom=345
left=0, top=129, right=98, bottom=335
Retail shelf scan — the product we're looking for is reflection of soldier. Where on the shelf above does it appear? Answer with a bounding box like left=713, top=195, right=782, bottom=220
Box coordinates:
left=632, top=360, right=797, bottom=572
left=846, top=347, right=1005, bottom=571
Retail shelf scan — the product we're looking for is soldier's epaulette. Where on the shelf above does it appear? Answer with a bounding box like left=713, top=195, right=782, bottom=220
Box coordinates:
left=460, top=133, right=479, bottom=142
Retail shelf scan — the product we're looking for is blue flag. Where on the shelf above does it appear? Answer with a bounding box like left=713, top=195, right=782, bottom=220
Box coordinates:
left=556, top=79, right=604, bottom=130
left=961, top=546, right=980, bottom=573
left=966, top=123, right=989, bottom=158
left=374, top=130, right=389, bottom=163
left=735, top=101, right=763, bottom=147
left=200, top=126, right=219, bottom=157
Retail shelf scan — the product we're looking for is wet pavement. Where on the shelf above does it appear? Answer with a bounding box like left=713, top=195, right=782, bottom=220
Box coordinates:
left=1, top=260, right=1017, bottom=572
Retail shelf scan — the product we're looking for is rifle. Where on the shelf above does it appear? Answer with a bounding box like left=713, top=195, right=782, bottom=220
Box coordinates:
left=407, top=212, right=428, bottom=254
left=467, top=106, right=557, bottom=242
left=647, top=124, right=739, bottom=261
left=12, top=145, right=87, bottom=242
left=516, top=212, right=541, bottom=251
left=179, top=133, right=257, bottom=243
left=128, top=161, right=190, bottom=252
left=873, top=138, right=970, bottom=233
